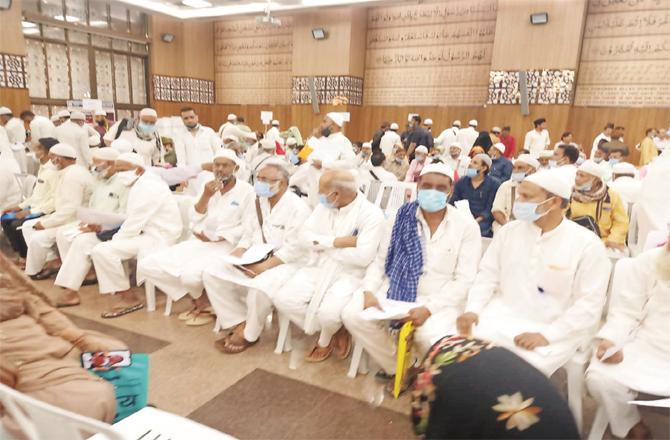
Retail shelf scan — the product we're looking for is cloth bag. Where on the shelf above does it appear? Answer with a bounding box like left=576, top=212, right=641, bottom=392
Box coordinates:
left=93, top=353, right=149, bottom=422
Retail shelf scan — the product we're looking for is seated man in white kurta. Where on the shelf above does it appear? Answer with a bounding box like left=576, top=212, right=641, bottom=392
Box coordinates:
left=342, top=163, right=482, bottom=374
left=90, top=153, right=182, bottom=318
left=53, top=148, right=128, bottom=306
left=456, top=169, right=611, bottom=376
left=202, top=160, right=311, bottom=353
left=586, top=240, right=670, bottom=440
left=136, top=148, right=254, bottom=326
left=273, top=169, right=384, bottom=362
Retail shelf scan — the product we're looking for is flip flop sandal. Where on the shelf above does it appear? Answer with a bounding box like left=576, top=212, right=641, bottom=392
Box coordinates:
left=101, top=303, right=144, bottom=319
left=55, top=301, right=81, bottom=308
left=185, top=313, right=215, bottom=326
left=337, top=334, right=353, bottom=360
left=178, top=309, right=197, bottom=321
left=32, top=267, right=60, bottom=280
left=305, top=344, right=334, bottom=363
left=220, top=336, right=258, bottom=354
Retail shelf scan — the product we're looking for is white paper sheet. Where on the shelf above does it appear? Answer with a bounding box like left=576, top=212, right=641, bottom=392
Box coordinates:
left=76, top=208, right=126, bottom=230
left=628, top=398, right=670, bottom=408
left=599, top=343, right=624, bottom=361
left=219, top=244, right=275, bottom=266
left=359, top=298, right=416, bottom=321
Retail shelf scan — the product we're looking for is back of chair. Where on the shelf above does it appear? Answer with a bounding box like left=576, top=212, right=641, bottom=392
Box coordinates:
left=0, top=384, right=124, bottom=440
left=14, top=173, right=37, bottom=201
left=373, top=181, right=417, bottom=217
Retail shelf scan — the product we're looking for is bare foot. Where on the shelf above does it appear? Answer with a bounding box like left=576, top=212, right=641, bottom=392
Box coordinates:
left=56, top=289, right=80, bottom=307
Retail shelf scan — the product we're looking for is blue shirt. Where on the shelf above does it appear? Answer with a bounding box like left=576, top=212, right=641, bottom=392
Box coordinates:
left=450, top=175, right=501, bottom=237
left=490, top=156, right=513, bottom=182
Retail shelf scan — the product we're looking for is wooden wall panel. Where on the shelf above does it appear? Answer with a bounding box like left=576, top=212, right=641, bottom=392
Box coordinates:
left=363, top=0, right=497, bottom=106
left=491, top=0, right=587, bottom=70
left=574, top=0, right=670, bottom=107
left=0, top=0, right=26, bottom=56
left=182, top=21, right=215, bottom=80
left=150, top=16, right=185, bottom=78
left=0, top=88, right=31, bottom=114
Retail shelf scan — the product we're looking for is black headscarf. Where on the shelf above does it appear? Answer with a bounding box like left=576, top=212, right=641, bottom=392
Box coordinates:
left=473, top=131, right=493, bottom=153
left=411, top=335, right=579, bottom=439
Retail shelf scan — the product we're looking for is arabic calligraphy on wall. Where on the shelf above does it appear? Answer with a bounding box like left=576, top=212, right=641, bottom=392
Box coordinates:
left=214, top=18, right=293, bottom=104
left=365, top=87, right=488, bottom=106
left=366, top=21, right=496, bottom=48
left=368, top=0, right=497, bottom=28
left=364, top=65, right=490, bottom=89
left=575, top=0, right=670, bottom=107
left=488, top=70, right=575, bottom=105
left=291, top=76, right=363, bottom=105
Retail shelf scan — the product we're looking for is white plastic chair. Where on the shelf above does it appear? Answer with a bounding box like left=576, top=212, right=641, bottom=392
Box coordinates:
left=373, top=181, right=417, bottom=217
left=14, top=173, right=37, bottom=201
left=347, top=339, right=369, bottom=379
left=0, top=383, right=123, bottom=440
left=587, top=407, right=609, bottom=440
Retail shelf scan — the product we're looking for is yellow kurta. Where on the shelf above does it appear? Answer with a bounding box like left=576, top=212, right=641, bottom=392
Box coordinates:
left=569, top=188, right=629, bottom=245
left=638, top=137, right=658, bottom=166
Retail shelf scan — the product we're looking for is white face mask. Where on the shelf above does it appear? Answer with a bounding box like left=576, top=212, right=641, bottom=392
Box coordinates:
left=116, top=170, right=139, bottom=186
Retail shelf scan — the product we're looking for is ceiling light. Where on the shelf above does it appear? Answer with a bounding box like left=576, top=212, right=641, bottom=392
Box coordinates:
left=23, top=27, right=40, bottom=34
left=22, top=21, right=37, bottom=28
left=89, top=20, right=108, bottom=27
left=181, top=0, right=212, bottom=8
left=54, top=15, right=81, bottom=22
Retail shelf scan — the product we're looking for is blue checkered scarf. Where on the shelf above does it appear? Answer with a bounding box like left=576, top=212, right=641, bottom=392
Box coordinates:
left=384, top=201, right=423, bottom=302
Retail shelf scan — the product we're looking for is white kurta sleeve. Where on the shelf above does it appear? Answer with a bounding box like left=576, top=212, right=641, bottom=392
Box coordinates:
left=273, top=199, right=311, bottom=264
left=103, top=121, right=121, bottom=145
left=465, top=228, right=505, bottom=315
left=210, top=131, right=222, bottom=156
left=596, top=254, right=650, bottom=343
left=330, top=206, right=384, bottom=268
left=174, top=135, right=187, bottom=168
left=523, top=131, right=532, bottom=151
left=425, top=220, right=482, bottom=315
left=78, top=129, right=92, bottom=166
left=40, top=173, right=90, bottom=229
left=235, top=201, right=257, bottom=250
left=325, top=145, right=357, bottom=170
left=361, top=218, right=394, bottom=293
left=541, top=240, right=611, bottom=343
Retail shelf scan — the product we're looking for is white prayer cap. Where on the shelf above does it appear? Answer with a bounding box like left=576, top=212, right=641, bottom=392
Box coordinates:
left=50, top=143, right=77, bottom=159
left=525, top=169, right=573, bottom=199
left=116, top=152, right=145, bottom=168
left=453, top=120, right=461, bottom=127
left=88, top=135, right=100, bottom=146
left=420, top=162, right=454, bottom=181
left=474, top=153, right=492, bottom=168
left=70, top=110, right=86, bottom=121
left=57, top=110, right=70, bottom=118
left=50, top=115, right=60, bottom=122
left=260, top=139, right=275, bottom=150
left=111, top=139, right=133, bottom=153
left=271, top=119, right=279, bottom=126
left=227, top=113, right=237, bottom=121
left=424, top=118, right=433, bottom=125
left=139, top=108, right=158, bottom=118
left=415, top=145, right=428, bottom=155
left=468, top=119, right=478, bottom=127
left=612, top=162, right=636, bottom=175
left=326, top=112, right=344, bottom=127
left=492, top=142, right=505, bottom=154
left=92, top=147, right=119, bottom=161
left=214, top=148, right=240, bottom=166
left=515, top=154, right=540, bottom=170
left=223, top=134, right=239, bottom=143
left=390, top=122, right=399, bottom=130
left=579, top=160, right=605, bottom=179
left=539, top=150, right=555, bottom=158
left=259, top=157, right=289, bottom=173
left=362, top=142, right=372, bottom=149
left=286, top=137, right=297, bottom=146
left=491, top=126, right=502, bottom=133
left=449, top=141, right=462, bottom=150
left=241, top=131, right=256, bottom=141
left=94, top=110, right=107, bottom=116
left=0, top=107, right=11, bottom=115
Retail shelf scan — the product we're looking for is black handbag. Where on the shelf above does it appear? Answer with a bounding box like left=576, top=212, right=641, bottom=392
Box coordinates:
left=96, top=226, right=120, bottom=242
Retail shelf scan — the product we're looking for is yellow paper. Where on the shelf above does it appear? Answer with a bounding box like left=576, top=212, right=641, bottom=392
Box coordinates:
left=393, top=321, right=414, bottom=399
left=297, top=145, right=313, bottom=161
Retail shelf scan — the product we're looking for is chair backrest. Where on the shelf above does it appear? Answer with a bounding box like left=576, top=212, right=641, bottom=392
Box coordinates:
left=605, top=257, right=634, bottom=316
left=373, top=181, right=417, bottom=216
left=0, top=384, right=124, bottom=440
left=14, top=173, right=37, bottom=200
left=173, top=194, right=195, bottom=241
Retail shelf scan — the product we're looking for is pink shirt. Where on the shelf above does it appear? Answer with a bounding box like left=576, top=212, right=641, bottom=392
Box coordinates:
left=404, top=159, right=425, bottom=182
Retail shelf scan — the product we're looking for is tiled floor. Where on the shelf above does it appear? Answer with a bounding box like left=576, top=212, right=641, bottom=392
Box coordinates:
left=3, top=246, right=669, bottom=439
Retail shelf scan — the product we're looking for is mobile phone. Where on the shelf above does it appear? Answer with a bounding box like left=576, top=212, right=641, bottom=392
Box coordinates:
left=81, top=350, right=132, bottom=370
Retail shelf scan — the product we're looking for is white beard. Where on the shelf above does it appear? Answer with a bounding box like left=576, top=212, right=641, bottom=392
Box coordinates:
left=656, top=246, right=670, bottom=281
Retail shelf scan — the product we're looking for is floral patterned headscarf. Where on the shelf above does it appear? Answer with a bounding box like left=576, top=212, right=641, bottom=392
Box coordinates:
left=410, top=335, right=579, bottom=439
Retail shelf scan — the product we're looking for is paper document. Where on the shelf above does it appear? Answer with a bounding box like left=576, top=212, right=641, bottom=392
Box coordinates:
left=628, top=398, right=670, bottom=408
left=599, top=343, right=624, bottom=361
left=220, top=244, right=274, bottom=266
left=359, top=298, right=416, bottom=321
left=77, top=208, right=126, bottom=230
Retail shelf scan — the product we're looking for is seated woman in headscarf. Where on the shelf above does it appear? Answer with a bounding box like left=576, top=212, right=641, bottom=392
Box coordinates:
left=411, top=335, right=579, bottom=439
left=0, top=253, right=125, bottom=435
left=473, top=130, right=493, bottom=154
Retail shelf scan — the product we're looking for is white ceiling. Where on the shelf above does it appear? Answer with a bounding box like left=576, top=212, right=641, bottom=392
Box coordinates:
left=114, top=0, right=394, bottom=19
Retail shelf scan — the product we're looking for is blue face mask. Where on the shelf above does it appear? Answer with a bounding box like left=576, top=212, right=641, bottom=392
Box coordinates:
left=289, top=151, right=300, bottom=165
left=548, top=160, right=558, bottom=168
left=513, top=198, right=553, bottom=222
left=417, top=189, right=448, bottom=213
left=465, top=168, right=478, bottom=178
left=137, top=122, right=155, bottom=134
left=609, top=159, right=620, bottom=166
left=318, top=193, right=336, bottom=209
left=511, top=172, right=526, bottom=183
left=254, top=181, right=278, bottom=198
